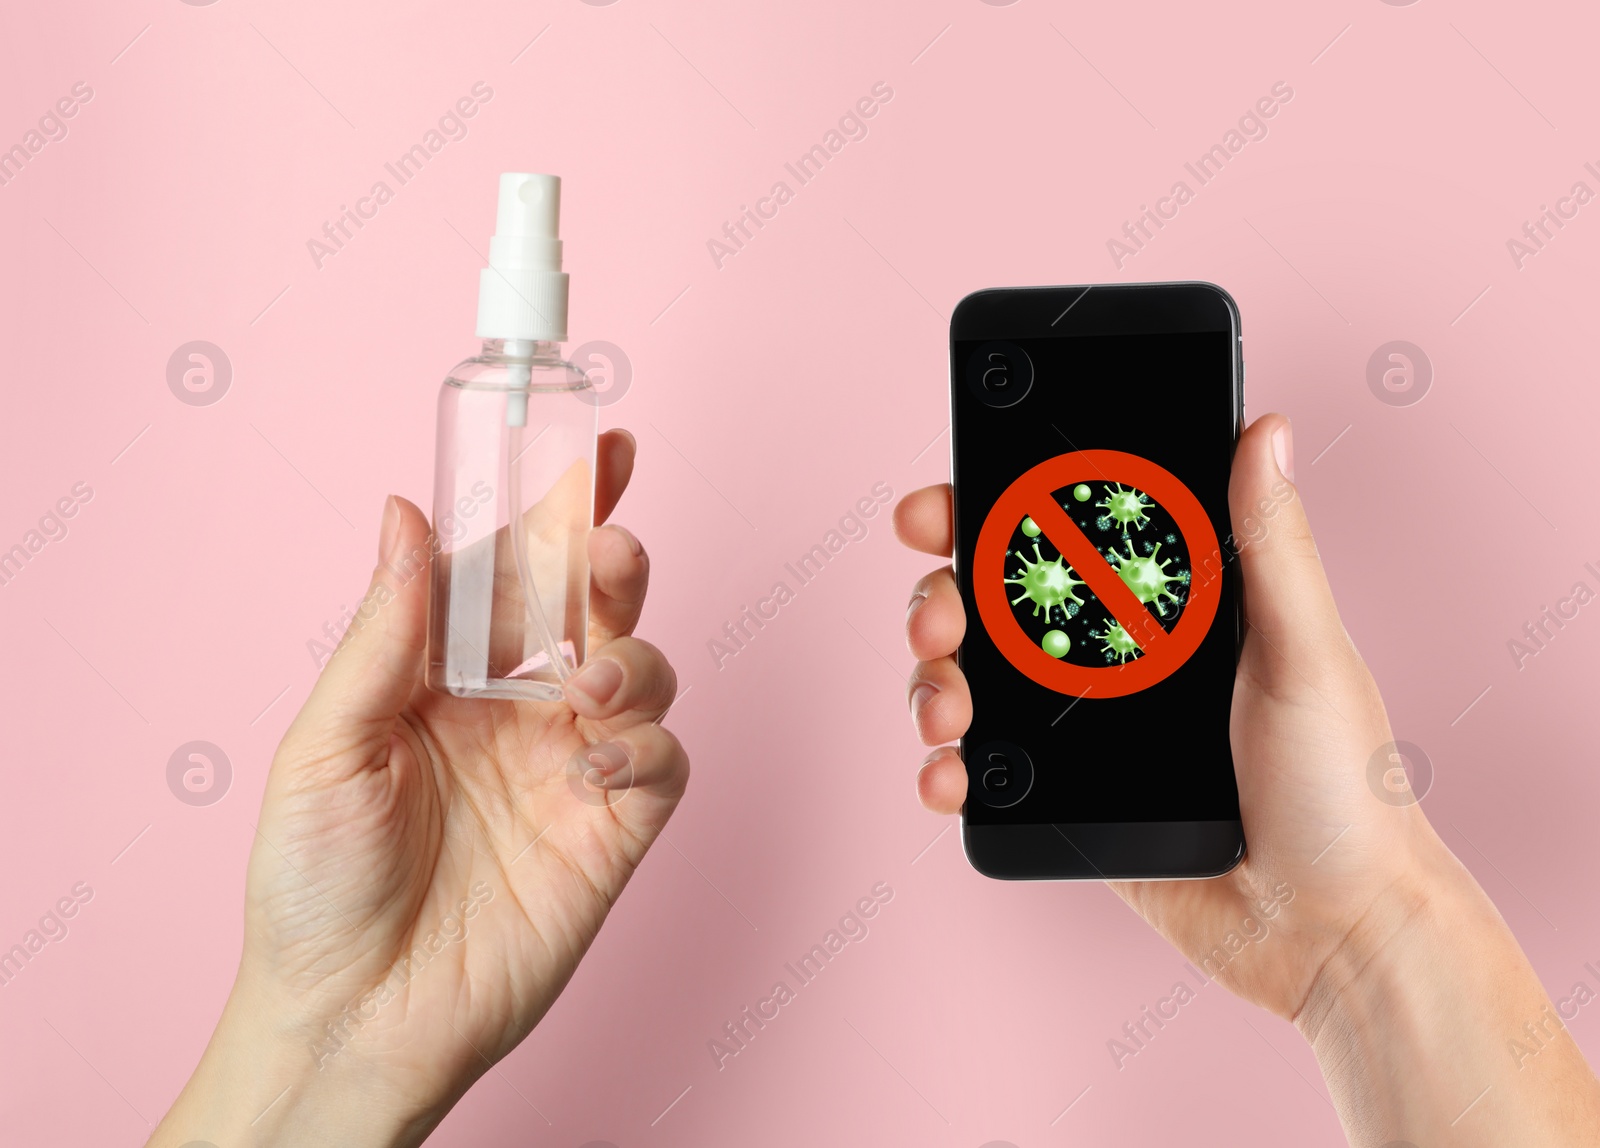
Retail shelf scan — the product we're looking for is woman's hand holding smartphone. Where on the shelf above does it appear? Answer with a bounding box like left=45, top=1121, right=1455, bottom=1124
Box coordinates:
left=900, top=413, right=1430, bottom=1018
left=897, top=284, right=1600, bottom=1143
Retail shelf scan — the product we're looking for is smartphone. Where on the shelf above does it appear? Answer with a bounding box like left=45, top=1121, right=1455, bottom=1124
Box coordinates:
left=950, top=282, right=1245, bottom=880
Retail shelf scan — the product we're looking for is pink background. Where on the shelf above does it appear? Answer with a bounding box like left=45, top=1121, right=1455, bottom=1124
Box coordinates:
left=3, top=0, right=1598, bottom=1144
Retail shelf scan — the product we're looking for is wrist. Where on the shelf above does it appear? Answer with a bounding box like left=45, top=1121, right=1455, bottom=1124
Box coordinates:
left=151, top=973, right=443, bottom=1148
left=1293, top=829, right=1479, bottom=1043
left=1291, top=830, right=1600, bottom=1143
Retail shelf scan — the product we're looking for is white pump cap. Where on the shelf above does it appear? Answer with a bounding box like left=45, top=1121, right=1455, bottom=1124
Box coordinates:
left=475, top=173, right=569, bottom=342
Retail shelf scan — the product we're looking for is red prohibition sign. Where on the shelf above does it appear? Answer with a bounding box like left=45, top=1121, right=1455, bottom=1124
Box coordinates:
left=974, top=450, right=1222, bottom=698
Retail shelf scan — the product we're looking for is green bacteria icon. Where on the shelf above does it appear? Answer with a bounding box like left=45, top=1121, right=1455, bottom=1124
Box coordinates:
left=1096, top=483, right=1153, bottom=534
left=1000, top=476, right=1195, bottom=672
left=1094, top=618, right=1142, bottom=664
left=1006, top=543, right=1086, bottom=621
left=1109, top=541, right=1185, bottom=617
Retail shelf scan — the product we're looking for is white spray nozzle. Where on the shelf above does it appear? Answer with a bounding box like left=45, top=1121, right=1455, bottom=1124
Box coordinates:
left=477, top=172, right=569, bottom=343
left=497, top=173, right=559, bottom=241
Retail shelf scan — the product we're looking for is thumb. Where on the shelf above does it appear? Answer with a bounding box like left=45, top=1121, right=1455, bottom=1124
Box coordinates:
left=290, top=495, right=433, bottom=747
left=1229, top=414, right=1352, bottom=677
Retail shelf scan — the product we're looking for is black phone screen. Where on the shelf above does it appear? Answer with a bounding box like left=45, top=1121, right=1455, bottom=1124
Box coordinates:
left=952, top=286, right=1242, bottom=829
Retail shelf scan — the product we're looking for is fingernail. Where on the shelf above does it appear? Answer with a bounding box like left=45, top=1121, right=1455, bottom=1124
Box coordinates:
left=567, top=658, right=624, bottom=707
left=910, top=682, right=938, bottom=720
left=574, top=741, right=632, bottom=787
left=614, top=428, right=637, bottom=452
left=378, top=496, right=400, bottom=563
left=922, top=747, right=952, bottom=766
left=906, top=591, right=928, bottom=624
left=610, top=524, right=643, bottom=556
left=1271, top=419, right=1295, bottom=483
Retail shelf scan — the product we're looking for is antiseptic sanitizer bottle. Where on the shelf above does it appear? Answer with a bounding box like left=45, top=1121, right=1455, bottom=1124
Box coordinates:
left=427, top=173, right=596, bottom=700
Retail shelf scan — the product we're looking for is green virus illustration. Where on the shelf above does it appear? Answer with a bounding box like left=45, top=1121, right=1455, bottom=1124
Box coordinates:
left=1094, top=618, right=1142, bottom=664
left=1108, top=541, right=1186, bottom=617
left=1005, top=482, right=1195, bottom=670
left=1005, top=543, right=1086, bottom=620
left=1096, top=483, right=1153, bottom=535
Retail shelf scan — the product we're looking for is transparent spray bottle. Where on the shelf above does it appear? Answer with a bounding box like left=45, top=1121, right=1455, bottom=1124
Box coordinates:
left=427, top=173, right=596, bottom=700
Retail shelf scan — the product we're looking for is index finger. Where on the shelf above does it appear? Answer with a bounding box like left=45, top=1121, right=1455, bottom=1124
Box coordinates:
left=595, top=428, right=636, bottom=525
left=893, top=484, right=953, bottom=557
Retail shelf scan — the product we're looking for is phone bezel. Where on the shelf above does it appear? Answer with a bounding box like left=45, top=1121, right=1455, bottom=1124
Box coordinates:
left=950, top=281, right=1246, bottom=881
